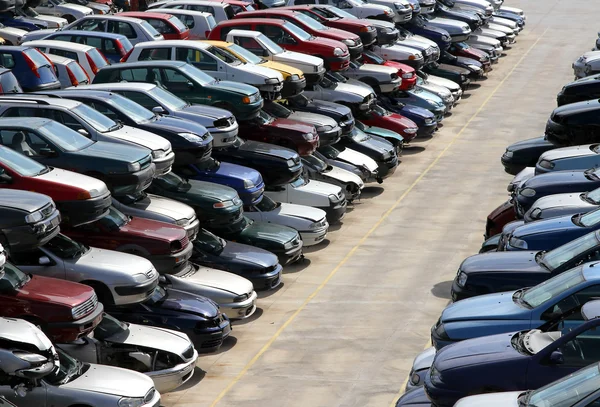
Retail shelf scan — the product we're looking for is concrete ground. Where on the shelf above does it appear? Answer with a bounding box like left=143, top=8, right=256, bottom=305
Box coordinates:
left=163, top=2, right=598, bottom=406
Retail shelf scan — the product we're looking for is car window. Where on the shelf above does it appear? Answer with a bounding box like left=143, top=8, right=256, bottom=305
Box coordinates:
left=224, top=5, right=235, bottom=19
left=107, top=21, right=137, bottom=39
left=296, top=0, right=316, bottom=3
left=10, top=247, right=45, bottom=265
left=163, top=67, right=190, bottom=83
left=556, top=324, right=600, bottom=367
left=120, top=68, right=152, bottom=82
left=147, top=17, right=176, bottom=34
left=542, top=232, right=600, bottom=270
left=0, top=129, right=50, bottom=157
left=0, top=72, right=22, bottom=93
left=175, top=47, right=217, bottom=70
left=38, top=120, right=94, bottom=151
left=233, top=37, right=264, bottom=56
left=179, top=14, right=195, bottom=29
left=75, top=19, right=106, bottom=32
left=188, top=4, right=212, bottom=13
left=89, top=101, right=119, bottom=121
left=78, top=35, right=102, bottom=49
left=120, top=90, right=160, bottom=109
left=0, top=53, right=15, bottom=69
left=48, top=48, right=78, bottom=61
left=67, top=62, right=89, bottom=84
left=522, top=266, right=585, bottom=308
left=219, top=25, right=250, bottom=40
left=102, top=39, right=117, bottom=54
left=138, top=47, right=172, bottom=61
left=50, top=34, right=72, bottom=42
left=0, top=144, right=47, bottom=175
left=580, top=208, right=600, bottom=227
left=528, top=363, right=600, bottom=407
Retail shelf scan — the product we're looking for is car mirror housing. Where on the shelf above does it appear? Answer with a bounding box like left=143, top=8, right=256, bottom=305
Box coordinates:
left=0, top=169, right=12, bottom=184
left=152, top=106, right=166, bottom=115
left=549, top=351, right=564, bottom=365
left=76, top=129, right=90, bottom=138
left=38, top=256, right=52, bottom=266
left=187, top=81, right=195, bottom=90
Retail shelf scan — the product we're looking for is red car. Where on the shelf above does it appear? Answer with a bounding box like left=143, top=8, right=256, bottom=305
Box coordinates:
left=62, top=206, right=193, bottom=274
left=235, top=9, right=363, bottom=58
left=362, top=50, right=417, bottom=91
left=0, top=146, right=111, bottom=226
left=485, top=199, right=517, bottom=239
left=357, top=104, right=418, bottom=142
left=283, top=5, right=377, bottom=48
left=239, top=110, right=319, bottom=156
left=449, top=42, right=492, bottom=72
left=118, top=12, right=190, bottom=40
left=209, top=18, right=350, bottom=71
left=0, top=254, right=104, bottom=342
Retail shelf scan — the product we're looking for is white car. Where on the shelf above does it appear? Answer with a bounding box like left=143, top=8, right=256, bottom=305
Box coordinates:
left=345, top=59, right=401, bottom=94
left=0, top=25, right=28, bottom=46
left=286, top=0, right=397, bottom=23
left=150, top=8, right=216, bottom=39
left=126, top=40, right=284, bottom=99
left=419, top=71, right=463, bottom=104
left=112, top=193, right=200, bottom=240
left=45, top=54, right=90, bottom=88
left=245, top=195, right=328, bottom=247
left=224, top=29, right=325, bottom=85
left=415, top=76, right=454, bottom=109
left=465, top=33, right=503, bottom=56
left=301, top=154, right=364, bottom=201
left=365, top=0, right=412, bottom=24
left=573, top=51, right=600, bottom=78
left=16, top=6, right=68, bottom=28
left=318, top=144, right=381, bottom=183
left=370, top=40, right=426, bottom=69
left=265, top=175, right=347, bottom=224
left=148, top=0, right=235, bottom=23
left=304, top=76, right=376, bottom=113
left=34, top=0, right=93, bottom=23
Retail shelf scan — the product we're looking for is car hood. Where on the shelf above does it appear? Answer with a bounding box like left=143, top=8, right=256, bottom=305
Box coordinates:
left=122, top=216, right=186, bottom=242
left=153, top=115, right=209, bottom=137
left=354, top=63, right=397, bottom=76
left=211, top=80, right=257, bottom=95
left=337, top=147, right=379, bottom=172
left=364, top=123, right=405, bottom=141
left=398, top=103, right=435, bottom=119
left=425, top=74, right=460, bottom=91
left=19, top=275, right=93, bottom=307
left=274, top=202, right=325, bottom=222
left=288, top=111, right=337, bottom=127
left=0, top=190, right=52, bottom=212
left=277, top=50, right=323, bottom=67
left=512, top=214, right=577, bottom=239
left=521, top=170, right=590, bottom=191
left=528, top=193, right=594, bottom=215
left=427, top=16, right=471, bottom=31
left=408, top=87, right=444, bottom=105
left=329, top=82, right=372, bottom=98
left=63, top=363, right=154, bottom=397
left=418, top=81, right=452, bottom=98
left=75, top=247, right=155, bottom=275
left=507, top=136, right=554, bottom=153
left=37, top=167, right=109, bottom=195
left=398, top=37, right=431, bottom=51
left=540, top=145, right=596, bottom=161
left=62, top=3, right=93, bottom=13
left=181, top=104, right=232, bottom=121
left=109, top=125, right=171, bottom=152
left=238, top=140, right=298, bottom=160
left=186, top=178, right=239, bottom=202
left=206, top=161, right=262, bottom=186
left=270, top=117, right=316, bottom=134
left=322, top=164, right=363, bottom=185
left=460, top=251, right=542, bottom=274
left=442, top=290, right=527, bottom=322
left=553, top=99, right=600, bottom=117
left=37, top=15, right=67, bottom=25
left=305, top=98, right=351, bottom=117
left=160, top=285, right=219, bottom=317
left=467, top=34, right=501, bottom=46
left=260, top=60, right=303, bottom=76
left=296, top=178, right=341, bottom=196
left=0, top=26, right=29, bottom=36
left=177, top=266, right=252, bottom=296
left=104, top=322, right=192, bottom=355
left=476, top=27, right=505, bottom=38
left=221, top=241, right=278, bottom=268
left=82, top=141, right=150, bottom=163
left=125, top=193, right=196, bottom=220
left=242, top=221, right=298, bottom=244
left=240, top=63, right=283, bottom=81
left=0, top=318, right=54, bottom=352
left=376, top=42, right=422, bottom=56
left=454, top=392, right=521, bottom=407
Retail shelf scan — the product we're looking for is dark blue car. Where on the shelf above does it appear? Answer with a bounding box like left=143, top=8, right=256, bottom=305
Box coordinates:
left=0, top=12, right=43, bottom=31
left=424, top=298, right=600, bottom=406
left=0, top=46, right=60, bottom=91
left=176, top=159, right=265, bottom=205
left=404, top=19, right=452, bottom=50
left=375, top=99, right=437, bottom=137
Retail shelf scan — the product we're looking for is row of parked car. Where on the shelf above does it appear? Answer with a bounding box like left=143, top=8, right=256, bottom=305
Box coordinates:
left=394, top=11, right=600, bottom=407
left=0, top=0, right=526, bottom=405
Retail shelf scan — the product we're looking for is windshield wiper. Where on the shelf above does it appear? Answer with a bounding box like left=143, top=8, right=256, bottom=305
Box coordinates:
left=584, top=168, right=600, bottom=180
left=535, top=251, right=550, bottom=270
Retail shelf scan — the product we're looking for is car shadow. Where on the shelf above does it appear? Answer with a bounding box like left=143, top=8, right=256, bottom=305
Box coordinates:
left=359, top=186, right=384, bottom=199
left=468, top=83, right=482, bottom=90
left=431, top=280, right=453, bottom=300
left=401, top=146, right=426, bottom=155
left=327, top=222, right=343, bottom=232
left=210, top=335, right=238, bottom=355
left=232, top=307, right=264, bottom=325
left=169, top=367, right=206, bottom=392
left=303, top=239, right=331, bottom=253
left=283, top=257, right=311, bottom=273
left=257, top=283, right=284, bottom=299
left=460, top=93, right=472, bottom=100
left=444, top=111, right=453, bottom=118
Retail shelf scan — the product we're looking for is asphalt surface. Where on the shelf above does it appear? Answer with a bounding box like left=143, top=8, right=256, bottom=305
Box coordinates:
left=163, top=2, right=598, bottom=405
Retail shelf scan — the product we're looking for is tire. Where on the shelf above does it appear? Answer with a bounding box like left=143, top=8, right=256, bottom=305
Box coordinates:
left=81, top=281, right=114, bottom=306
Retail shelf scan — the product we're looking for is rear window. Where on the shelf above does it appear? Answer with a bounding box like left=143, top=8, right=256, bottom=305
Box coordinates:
left=169, top=15, right=188, bottom=32
left=0, top=71, right=22, bottom=93
left=207, top=15, right=216, bottom=29
left=140, top=20, right=163, bottom=38
left=88, top=49, right=109, bottom=69
left=118, top=38, right=134, bottom=53
left=224, top=5, right=235, bottom=19
left=67, top=61, right=89, bottom=84
left=23, top=48, right=50, bottom=68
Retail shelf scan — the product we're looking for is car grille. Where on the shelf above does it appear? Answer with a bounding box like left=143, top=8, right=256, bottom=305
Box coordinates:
left=72, top=293, right=98, bottom=320
left=144, top=388, right=156, bottom=404
left=138, top=155, right=152, bottom=170
left=214, top=117, right=235, bottom=128
left=182, top=345, right=195, bottom=360
left=179, top=235, right=190, bottom=249
left=40, top=203, right=55, bottom=219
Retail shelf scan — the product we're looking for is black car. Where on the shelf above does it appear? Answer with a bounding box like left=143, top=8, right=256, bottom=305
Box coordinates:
left=191, top=228, right=283, bottom=291
left=44, top=90, right=214, bottom=166
left=396, top=387, right=432, bottom=407
left=106, top=285, right=231, bottom=353
left=280, top=94, right=355, bottom=135
left=0, top=190, right=61, bottom=254
left=546, top=100, right=600, bottom=146
left=439, top=52, right=485, bottom=78
left=557, top=76, right=600, bottom=106
left=212, top=137, right=303, bottom=186
left=405, top=18, right=452, bottom=51
left=422, top=64, right=471, bottom=89
left=501, top=136, right=556, bottom=175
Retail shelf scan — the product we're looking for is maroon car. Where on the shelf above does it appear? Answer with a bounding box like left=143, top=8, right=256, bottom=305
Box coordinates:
left=485, top=198, right=517, bottom=239
left=62, top=206, right=193, bottom=274
left=449, top=42, right=492, bottom=73
left=283, top=5, right=377, bottom=48
left=0, top=256, right=104, bottom=342
left=239, top=110, right=319, bottom=156
left=357, top=104, right=419, bottom=143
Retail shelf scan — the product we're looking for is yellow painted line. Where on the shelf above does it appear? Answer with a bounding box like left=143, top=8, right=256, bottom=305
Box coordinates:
left=210, top=27, right=550, bottom=407
left=387, top=28, right=549, bottom=407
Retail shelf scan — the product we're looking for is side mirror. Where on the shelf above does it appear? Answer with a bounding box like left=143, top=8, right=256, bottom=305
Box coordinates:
left=12, top=384, right=28, bottom=398
left=549, top=351, right=564, bottom=365
left=158, top=275, right=167, bottom=284
left=38, top=147, right=57, bottom=157
left=0, top=168, right=11, bottom=184
left=76, top=128, right=90, bottom=137
left=152, top=106, right=166, bottom=115
left=38, top=256, right=52, bottom=266
left=187, top=81, right=195, bottom=90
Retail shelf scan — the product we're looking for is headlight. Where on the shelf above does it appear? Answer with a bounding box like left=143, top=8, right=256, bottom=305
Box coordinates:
left=178, top=132, right=204, bottom=142
left=213, top=200, right=235, bottom=208
left=244, top=180, right=255, bottom=189
left=286, top=159, right=296, bottom=167
left=315, top=65, right=322, bottom=72
left=586, top=64, right=592, bottom=74
left=429, top=367, right=443, bottom=386
left=434, top=322, right=450, bottom=340
left=118, top=397, right=144, bottom=407
left=401, top=72, right=413, bottom=79
left=384, top=8, right=394, bottom=15
left=132, top=273, right=150, bottom=283
left=504, top=150, right=514, bottom=158
left=333, top=47, right=345, bottom=57
left=302, top=132, right=316, bottom=141
left=233, top=293, right=249, bottom=302
left=289, top=74, right=300, bottom=81
left=509, top=236, right=528, bottom=249
left=442, top=35, right=450, bottom=41
left=152, top=149, right=166, bottom=159
left=468, top=65, right=481, bottom=72
left=519, top=188, right=536, bottom=197
left=425, top=118, right=434, bottom=125
left=462, top=26, right=470, bottom=31
left=316, top=125, right=333, bottom=133
left=460, top=74, right=467, bottom=81
left=404, top=127, right=417, bottom=134
left=456, top=271, right=468, bottom=287
left=538, top=159, right=555, bottom=169
left=328, top=193, right=339, bottom=203
left=265, top=78, right=280, bottom=84
left=128, top=162, right=141, bottom=172
left=342, top=39, right=356, bottom=46
left=25, top=211, right=44, bottom=224
left=410, top=370, right=421, bottom=385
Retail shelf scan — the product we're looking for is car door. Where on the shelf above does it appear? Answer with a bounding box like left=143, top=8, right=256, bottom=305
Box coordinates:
left=119, top=90, right=167, bottom=113
left=0, top=124, right=67, bottom=169
left=158, top=67, right=209, bottom=104
left=10, top=248, right=67, bottom=280
left=0, top=378, right=47, bottom=406
left=231, top=35, right=270, bottom=59
left=107, top=20, right=139, bottom=44
left=174, top=46, right=224, bottom=80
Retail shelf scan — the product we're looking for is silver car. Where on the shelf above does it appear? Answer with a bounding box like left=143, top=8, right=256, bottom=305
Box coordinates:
left=59, top=314, right=198, bottom=393
left=66, top=15, right=164, bottom=45
left=535, top=144, right=600, bottom=175
left=11, top=233, right=159, bottom=306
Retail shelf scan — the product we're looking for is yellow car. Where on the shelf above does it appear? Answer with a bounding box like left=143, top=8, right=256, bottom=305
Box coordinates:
left=201, top=40, right=306, bottom=97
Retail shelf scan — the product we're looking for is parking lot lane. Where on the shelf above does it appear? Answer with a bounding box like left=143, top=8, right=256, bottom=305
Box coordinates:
left=162, top=2, right=600, bottom=406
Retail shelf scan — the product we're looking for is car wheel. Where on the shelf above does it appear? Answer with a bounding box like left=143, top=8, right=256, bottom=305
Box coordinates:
left=82, top=281, right=114, bottom=306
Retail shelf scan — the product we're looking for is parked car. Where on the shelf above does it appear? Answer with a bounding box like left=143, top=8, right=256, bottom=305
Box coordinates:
left=125, top=40, right=284, bottom=100
left=209, top=18, right=350, bottom=71
left=46, top=54, right=90, bottom=88
left=50, top=89, right=214, bottom=166
left=65, top=15, right=164, bottom=45
left=0, top=95, right=175, bottom=177
left=423, top=61, right=471, bottom=89
left=557, top=75, right=600, bottom=106
left=191, top=228, right=282, bottom=290
left=0, top=46, right=60, bottom=91
left=0, top=68, right=22, bottom=94
left=423, top=299, right=600, bottom=407
left=0, top=8, right=67, bottom=31
left=75, top=82, right=238, bottom=148
left=361, top=50, right=417, bottom=91
left=0, top=23, right=29, bottom=47
left=0, top=145, right=111, bottom=226
left=357, top=104, right=418, bottom=144
left=372, top=99, right=437, bottom=139
left=546, top=100, right=600, bottom=147
left=93, top=60, right=264, bottom=120
left=317, top=143, right=380, bottom=183
left=354, top=121, right=404, bottom=155
left=502, top=136, right=556, bottom=175
left=281, top=93, right=355, bottom=135
left=301, top=154, right=363, bottom=200
left=22, top=31, right=133, bottom=64
left=0, top=190, right=60, bottom=253
left=0, top=117, right=155, bottom=197
left=523, top=187, right=600, bottom=224
left=303, top=74, right=376, bottom=115
left=151, top=9, right=216, bottom=40
left=369, top=39, right=426, bottom=70
left=147, top=0, right=235, bottom=23
left=221, top=29, right=325, bottom=84
left=533, top=144, right=600, bottom=176
left=34, top=0, right=93, bottom=23
left=573, top=51, right=600, bottom=79
left=59, top=314, right=197, bottom=392
left=285, top=0, right=396, bottom=23
left=405, top=16, right=452, bottom=51
left=119, top=11, right=190, bottom=39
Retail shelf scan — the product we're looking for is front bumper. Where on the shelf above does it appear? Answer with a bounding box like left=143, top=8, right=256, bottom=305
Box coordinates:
left=393, top=9, right=412, bottom=23
left=297, top=139, right=320, bottom=156
left=424, top=374, right=466, bottom=407
left=220, top=290, right=258, bottom=320
left=112, top=277, right=158, bottom=305
left=148, top=242, right=193, bottom=274
left=48, top=302, right=104, bottom=343
left=109, top=163, right=156, bottom=197
left=359, top=30, right=377, bottom=47
left=318, top=127, right=342, bottom=147
left=376, top=154, right=399, bottom=179
left=322, top=198, right=347, bottom=224
left=147, top=348, right=198, bottom=393
left=327, top=55, right=351, bottom=72
left=258, top=82, right=284, bottom=101
left=544, top=120, right=569, bottom=146
left=417, top=121, right=437, bottom=137
left=450, top=278, right=479, bottom=301
left=247, top=263, right=283, bottom=290
left=348, top=43, right=364, bottom=59
left=402, top=56, right=426, bottom=70
left=272, top=241, right=303, bottom=266
left=190, top=314, right=232, bottom=352
left=233, top=99, right=264, bottom=121
left=57, top=191, right=112, bottom=226
left=304, top=67, right=326, bottom=85
left=153, top=152, right=175, bottom=177
left=281, top=77, right=306, bottom=98
left=299, top=225, right=328, bottom=246
left=379, top=77, right=402, bottom=93
left=238, top=182, right=266, bottom=206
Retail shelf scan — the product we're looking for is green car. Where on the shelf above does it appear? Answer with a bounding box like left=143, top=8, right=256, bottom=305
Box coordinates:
left=355, top=121, right=404, bottom=155
left=92, top=61, right=264, bottom=120
left=148, top=173, right=304, bottom=265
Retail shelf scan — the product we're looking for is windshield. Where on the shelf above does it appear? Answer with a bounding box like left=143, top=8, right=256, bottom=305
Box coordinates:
left=257, top=109, right=275, bottom=125
left=303, top=154, right=327, bottom=171
left=45, top=349, right=85, bottom=386
left=21, top=7, right=39, bottom=17
left=72, top=104, right=118, bottom=133
left=328, top=6, right=357, bottom=19
left=39, top=121, right=94, bottom=152
left=363, top=50, right=385, bottom=64
left=521, top=266, right=585, bottom=308
left=155, top=172, right=191, bottom=192
left=283, top=21, right=312, bottom=41
left=0, top=262, right=29, bottom=292
left=194, top=228, right=224, bottom=253
left=579, top=207, right=600, bottom=227
left=146, top=285, right=167, bottom=305
left=294, top=12, right=328, bottom=31
left=169, top=15, right=188, bottom=32
left=320, top=75, right=337, bottom=89
left=258, top=34, right=284, bottom=54
left=289, top=93, right=309, bottom=107
left=88, top=48, right=109, bottom=71
left=109, top=95, right=155, bottom=123
left=586, top=188, right=600, bottom=204
left=99, top=206, right=129, bottom=230
left=208, top=45, right=242, bottom=66
left=349, top=127, right=370, bottom=143
left=527, top=363, right=600, bottom=407
left=140, top=20, right=163, bottom=38
left=290, top=176, right=309, bottom=188
left=263, top=101, right=291, bottom=118
left=45, top=234, right=87, bottom=259
left=542, top=231, right=600, bottom=270
left=227, top=43, right=263, bottom=64
left=93, top=313, right=128, bottom=340
left=149, top=87, right=188, bottom=111
left=180, top=63, right=215, bottom=86
left=256, top=194, right=279, bottom=211
left=0, top=146, right=48, bottom=177
left=24, top=48, right=51, bottom=68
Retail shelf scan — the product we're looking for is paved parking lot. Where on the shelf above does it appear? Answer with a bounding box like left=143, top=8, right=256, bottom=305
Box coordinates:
left=163, top=2, right=600, bottom=405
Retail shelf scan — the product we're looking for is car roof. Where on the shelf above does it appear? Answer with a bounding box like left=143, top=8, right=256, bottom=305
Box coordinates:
left=119, top=11, right=176, bottom=20
left=202, top=40, right=231, bottom=47
left=47, top=30, right=130, bottom=40
left=74, top=82, right=158, bottom=91
left=226, top=29, right=263, bottom=38
left=157, top=0, right=231, bottom=5
left=22, top=40, right=97, bottom=52
left=45, top=53, right=77, bottom=65
left=77, top=15, right=148, bottom=23
left=100, top=60, right=189, bottom=69
left=0, top=117, right=52, bottom=128
left=48, top=89, right=118, bottom=100
left=136, top=39, right=210, bottom=49
left=217, top=18, right=286, bottom=26
left=241, top=9, right=298, bottom=17
left=0, top=94, right=82, bottom=108
left=152, top=8, right=213, bottom=17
